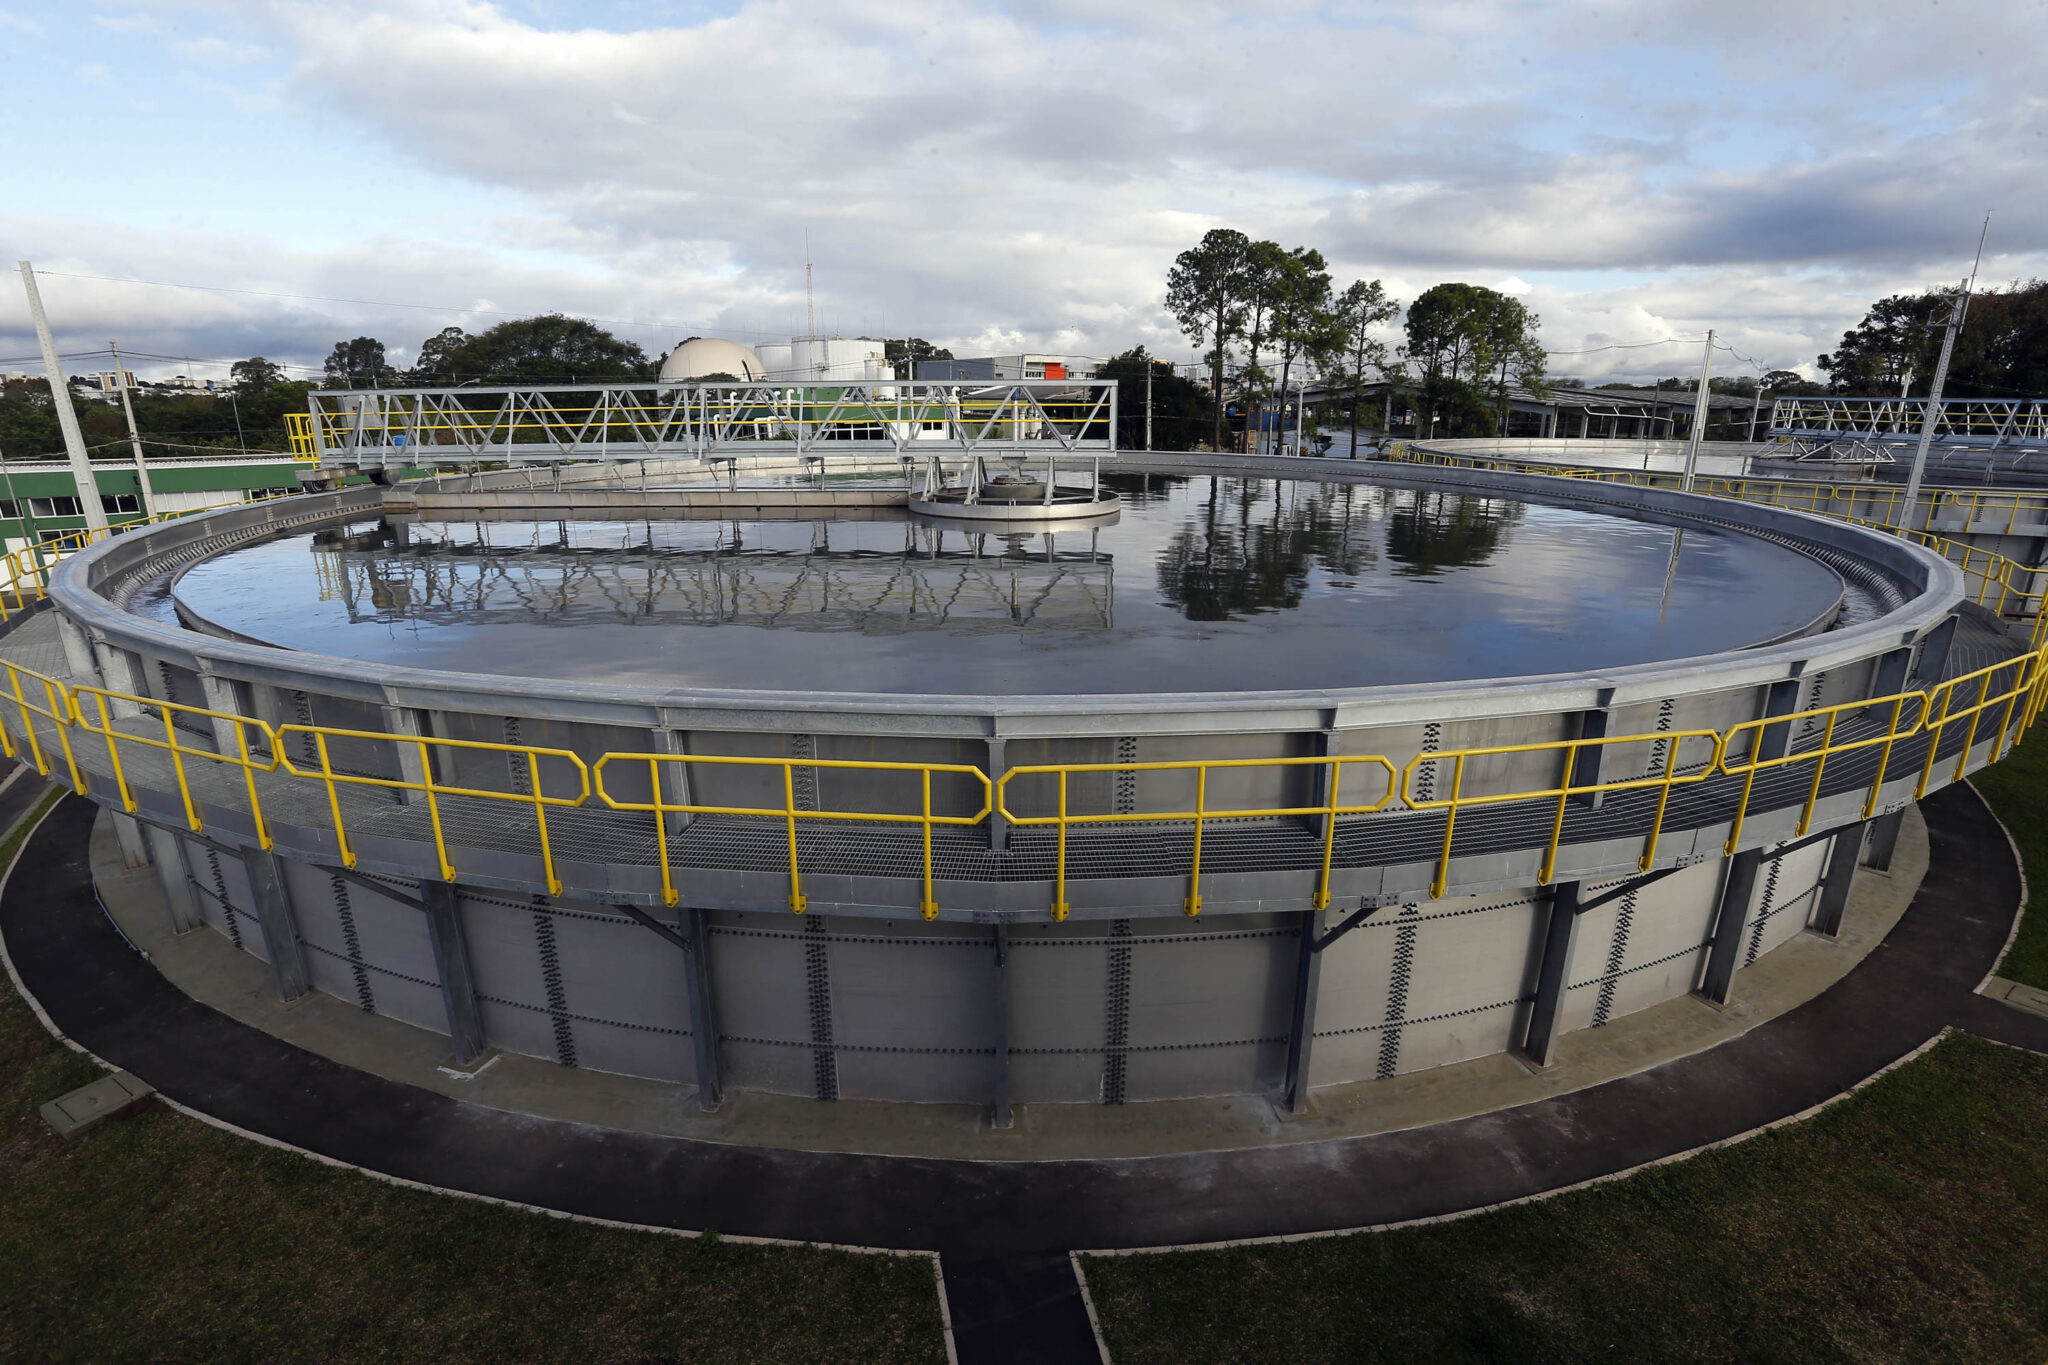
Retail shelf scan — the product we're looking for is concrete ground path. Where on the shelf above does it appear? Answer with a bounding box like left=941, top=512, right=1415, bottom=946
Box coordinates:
left=4, top=784, right=2046, bottom=1364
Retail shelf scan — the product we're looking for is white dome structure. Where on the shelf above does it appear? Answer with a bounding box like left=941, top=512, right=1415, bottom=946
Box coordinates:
left=659, top=337, right=766, bottom=383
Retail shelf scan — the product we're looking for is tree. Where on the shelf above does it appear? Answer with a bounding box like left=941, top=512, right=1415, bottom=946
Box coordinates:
left=1094, top=347, right=1212, bottom=451
left=407, top=327, right=469, bottom=385
left=1817, top=292, right=1944, bottom=396
left=1402, top=283, right=1543, bottom=437
left=1236, top=240, right=1290, bottom=445
left=1267, top=248, right=1339, bottom=454
left=884, top=338, right=953, bottom=379
left=1165, top=228, right=1253, bottom=453
left=1331, top=279, right=1399, bottom=456
left=1474, top=293, right=1546, bottom=431
left=230, top=357, right=284, bottom=395
left=430, top=314, right=654, bottom=385
left=323, top=337, right=396, bottom=389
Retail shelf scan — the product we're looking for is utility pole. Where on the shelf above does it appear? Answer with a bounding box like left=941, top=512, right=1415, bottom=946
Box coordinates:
left=1902, top=216, right=1991, bottom=530
left=1900, top=281, right=1970, bottom=532
left=18, top=262, right=110, bottom=534
left=109, top=339, right=158, bottom=520
left=1145, top=354, right=1154, bottom=451
left=1681, top=329, right=1714, bottom=492
left=1745, top=379, right=1770, bottom=444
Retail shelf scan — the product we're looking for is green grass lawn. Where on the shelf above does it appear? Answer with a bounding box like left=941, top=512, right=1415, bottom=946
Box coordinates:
left=1083, top=1034, right=2048, bottom=1364
left=1972, top=731, right=2048, bottom=989
left=0, top=796, right=946, bottom=1365
left=1085, top=738, right=2048, bottom=1364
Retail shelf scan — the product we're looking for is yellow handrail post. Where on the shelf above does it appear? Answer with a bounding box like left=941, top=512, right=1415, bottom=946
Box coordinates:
left=1861, top=695, right=1915, bottom=818
left=162, top=703, right=199, bottom=830
left=650, top=756, right=677, bottom=907
left=94, top=692, right=136, bottom=813
left=314, top=730, right=355, bottom=868
left=1796, top=710, right=1839, bottom=836
left=419, top=736, right=455, bottom=881
left=1951, top=671, right=1993, bottom=785
left=529, top=751, right=560, bottom=896
left=41, top=676, right=85, bottom=793
left=10, top=667, right=48, bottom=777
left=1990, top=657, right=2031, bottom=765
left=1314, top=754, right=1338, bottom=911
left=1183, top=765, right=1206, bottom=916
left=1724, top=733, right=1763, bottom=855
left=236, top=716, right=271, bottom=850
left=1541, top=739, right=1576, bottom=885
left=1053, top=770, right=1069, bottom=922
left=783, top=761, right=806, bottom=914
left=919, top=768, right=938, bottom=921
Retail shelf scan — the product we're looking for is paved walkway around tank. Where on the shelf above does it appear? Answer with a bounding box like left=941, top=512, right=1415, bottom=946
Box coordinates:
left=5, top=785, right=2047, bottom=1364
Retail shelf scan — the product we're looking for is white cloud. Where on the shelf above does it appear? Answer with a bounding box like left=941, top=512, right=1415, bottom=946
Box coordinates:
left=6, top=0, right=2046, bottom=383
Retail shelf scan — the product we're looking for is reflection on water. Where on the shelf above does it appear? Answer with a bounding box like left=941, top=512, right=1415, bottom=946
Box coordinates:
left=171, top=475, right=1847, bottom=695
left=1386, top=494, right=1511, bottom=577
left=308, top=518, right=1115, bottom=635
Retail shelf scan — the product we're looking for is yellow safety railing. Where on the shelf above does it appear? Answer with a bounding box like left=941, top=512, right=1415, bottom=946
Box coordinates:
left=72, top=686, right=281, bottom=847
left=1401, top=730, right=1724, bottom=898
left=1917, top=650, right=2048, bottom=796
left=278, top=726, right=590, bottom=895
left=592, top=753, right=992, bottom=917
left=996, top=756, right=1401, bottom=919
left=1719, top=691, right=1933, bottom=853
left=0, top=658, right=88, bottom=790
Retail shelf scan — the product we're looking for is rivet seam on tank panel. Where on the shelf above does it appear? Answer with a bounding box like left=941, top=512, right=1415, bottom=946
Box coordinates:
left=1589, top=888, right=1637, bottom=1028
left=328, top=872, right=376, bottom=1013
left=1316, top=993, right=1532, bottom=1040
left=474, top=991, right=688, bottom=1037
left=1569, top=939, right=1707, bottom=994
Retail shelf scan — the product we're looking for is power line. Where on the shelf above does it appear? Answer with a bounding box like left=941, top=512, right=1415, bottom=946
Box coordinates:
left=29, top=269, right=790, bottom=341
left=1542, top=336, right=1708, bottom=357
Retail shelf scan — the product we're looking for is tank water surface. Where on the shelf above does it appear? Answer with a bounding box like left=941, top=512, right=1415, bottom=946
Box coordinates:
left=170, top=475, right=1843, bottom=695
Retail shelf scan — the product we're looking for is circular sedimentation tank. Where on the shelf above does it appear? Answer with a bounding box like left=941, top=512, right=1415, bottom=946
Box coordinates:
left=25, top=452, right=1994, bottom=1112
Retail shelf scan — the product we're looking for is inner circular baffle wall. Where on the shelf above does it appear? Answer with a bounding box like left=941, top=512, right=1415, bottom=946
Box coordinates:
left=23, top=452, right=1992, bottom=1107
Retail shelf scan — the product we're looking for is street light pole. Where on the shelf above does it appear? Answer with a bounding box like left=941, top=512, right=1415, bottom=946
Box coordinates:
left=1900, top=280, right=1969, bottom=533
left=109, top=339, right=158, bottom=520
left=1145, top=355, right=1154, bottom=452
left=18, top=261, right=110, bottom=534
left=1681, top=329, right=1714, bottom=493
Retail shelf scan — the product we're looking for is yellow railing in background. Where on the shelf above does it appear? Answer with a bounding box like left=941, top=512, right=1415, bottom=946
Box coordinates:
left=73, top=686, right=280, bottom=847
left=996, top=756, right=1401, bottom=918
left=1401, top=730, right=1724, bottom=897
left=1916, top=650, right=2048, bottom=796
left=1719, top=691, right=1931, bottom=852
left=279, top=726, right=591, bottom=896
left=593, top=753, right=993, bottom=917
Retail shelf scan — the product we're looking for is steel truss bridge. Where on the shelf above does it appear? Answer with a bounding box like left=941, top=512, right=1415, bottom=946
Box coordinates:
left=287, top=380, right=1118, bottom=470
left=1770, top=397, right=2048, bottom=460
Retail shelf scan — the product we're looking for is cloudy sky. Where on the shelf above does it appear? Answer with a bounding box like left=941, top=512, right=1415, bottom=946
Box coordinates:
left=2, top=0, right=2042, bottom=387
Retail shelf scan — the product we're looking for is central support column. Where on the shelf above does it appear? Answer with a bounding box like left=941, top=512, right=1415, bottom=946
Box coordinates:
left=681, top=905, right=721, bottom=1110
left=421, top=880, right=486, bottom=1065
left=1810, top=827, right=1864, bottom=938
left=1698, top=849, right=1763, bottom=1006
left=242, top=847, right=311, bottom=1003
left=991, top=924, right=1013, bottom=1129
left=1522, top=881, right=1582, bottom=1068
left=1283, top=907, right=1326, bottom=1112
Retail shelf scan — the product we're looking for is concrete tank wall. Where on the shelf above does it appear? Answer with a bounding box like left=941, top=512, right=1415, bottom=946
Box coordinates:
left=147, top=825, right=1856, bottom=1105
